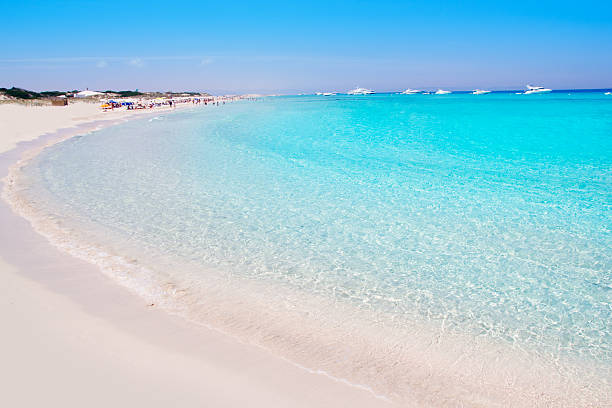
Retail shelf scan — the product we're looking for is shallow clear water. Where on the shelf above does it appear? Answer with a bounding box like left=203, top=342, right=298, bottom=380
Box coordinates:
left=19, top=93, right=612, bottom=389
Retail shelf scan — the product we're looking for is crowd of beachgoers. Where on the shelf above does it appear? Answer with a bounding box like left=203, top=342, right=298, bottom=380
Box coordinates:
left=0, top=87, right=262, bottom=111
left=100, top=95, right=258, bottom=111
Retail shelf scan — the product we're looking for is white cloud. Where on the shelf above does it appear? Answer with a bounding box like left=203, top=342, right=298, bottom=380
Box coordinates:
left=200, top=57, right=214, bottom=66
left=96, top=60, right=108, bottom=68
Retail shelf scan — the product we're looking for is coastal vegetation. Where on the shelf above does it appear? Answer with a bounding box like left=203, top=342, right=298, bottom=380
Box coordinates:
left=103, top=90, right=144, bottom=97
left=0, top=87, right=46, bottom=99
left=0, top=87, right=211, bottom=101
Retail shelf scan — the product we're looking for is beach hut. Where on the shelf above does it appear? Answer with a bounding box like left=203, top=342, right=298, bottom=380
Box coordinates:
left=50, top=95, right=68, bottom=106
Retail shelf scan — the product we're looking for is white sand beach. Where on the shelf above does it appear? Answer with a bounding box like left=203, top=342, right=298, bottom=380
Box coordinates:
left=0, top=102, right=111, bottom=153
left=0, top=100, right=207, bottom=154
left=0, top=103, right=393, bottom=408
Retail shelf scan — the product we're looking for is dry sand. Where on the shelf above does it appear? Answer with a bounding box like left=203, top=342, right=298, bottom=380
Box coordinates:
left=0, top=101, right=179, bottom=154
left=0, top=103, right=393, bottom=408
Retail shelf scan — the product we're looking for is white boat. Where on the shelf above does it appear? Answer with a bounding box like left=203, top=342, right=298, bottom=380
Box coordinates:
left=315, top=92, right=323, bottom=95
left=434, top=89, right=452, bottom=95
left=524, top=85, right=552, bottom=94
left=322, top=92, right=337, bottom=96
left=605, top=92, right=611, bottom=95
left=402, top=88, right=422, bottom=94
left=472, top=89, right=491, bottom=95
left=347, top=87, right=375, bottom=95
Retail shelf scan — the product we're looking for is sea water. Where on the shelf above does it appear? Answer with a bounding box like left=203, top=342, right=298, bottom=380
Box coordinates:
left=11, top=93, right=612, bottom=405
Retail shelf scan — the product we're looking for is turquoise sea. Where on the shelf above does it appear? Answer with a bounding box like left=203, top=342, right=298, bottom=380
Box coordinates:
left=14, top=92, right=612, bottom=405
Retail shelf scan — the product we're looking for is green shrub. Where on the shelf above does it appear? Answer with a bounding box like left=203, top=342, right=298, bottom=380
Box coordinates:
left=0, top=87, right=42, bottom=99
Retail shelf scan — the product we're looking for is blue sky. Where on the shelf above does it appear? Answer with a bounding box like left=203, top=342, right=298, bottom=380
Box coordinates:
left=1, top=0, right=611, bottom=94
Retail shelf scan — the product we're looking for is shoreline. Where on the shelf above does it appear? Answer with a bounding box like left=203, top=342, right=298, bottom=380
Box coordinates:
left=0, top=105, right=393, bottom=408
left=1, top=102, right=609, bottom=407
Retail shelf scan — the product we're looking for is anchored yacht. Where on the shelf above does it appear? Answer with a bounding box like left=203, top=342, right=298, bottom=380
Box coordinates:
left=472, top=89, right=491, bottom=95
left=524, top=85, right=552, bottom=94
left=434, top=89, right=452, bottom=95
left=347, top=87, right=375, bottom=95
left=402, top=88, right=422, bottom=94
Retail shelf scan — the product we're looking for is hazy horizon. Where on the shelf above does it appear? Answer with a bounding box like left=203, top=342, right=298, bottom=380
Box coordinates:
left=2, top=1, right=611, bottom=94
left=2, top=81, right=612, bottom=96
